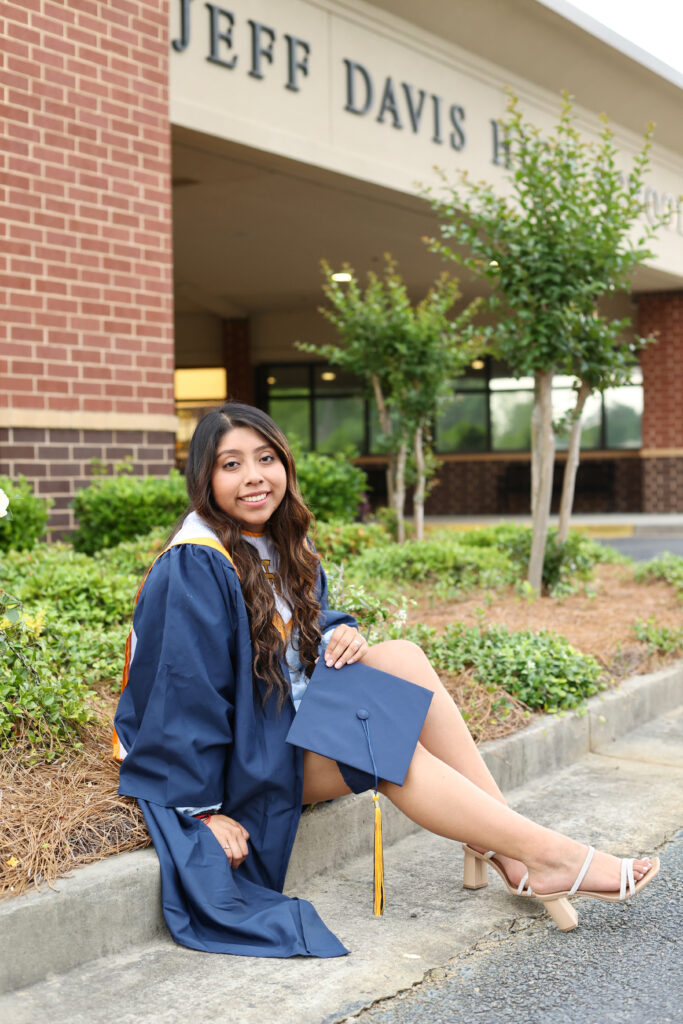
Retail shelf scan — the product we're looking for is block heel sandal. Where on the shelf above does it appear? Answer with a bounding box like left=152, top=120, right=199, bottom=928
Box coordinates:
left=464, top=844, right=659, bottom=932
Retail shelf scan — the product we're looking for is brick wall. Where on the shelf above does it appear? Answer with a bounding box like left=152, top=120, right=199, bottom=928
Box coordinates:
left=0, top=0, right=175, bottom=534
left=419, top=454, right=643, bottom=516
left=638, top=291, right=683, bottom=512
left=0, top=426, right=175, bottom=536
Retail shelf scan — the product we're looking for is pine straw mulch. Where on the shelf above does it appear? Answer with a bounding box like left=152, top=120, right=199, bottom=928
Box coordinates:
left=2, top=561, right=681, bottom=902
left=0, top=685, right=149, bottom=902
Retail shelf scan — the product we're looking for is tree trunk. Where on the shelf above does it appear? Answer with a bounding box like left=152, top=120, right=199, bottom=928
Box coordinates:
left=371, top=373, right=395, bottom=508
left=530, top=376, right=542, bottom=520
left=528, top=370, right=555, bottom=592
left=413, top=423, right=425, bottom=541
left=394, top=440, right=408, bottom=544
left=557, top=380, right=591, bottom=544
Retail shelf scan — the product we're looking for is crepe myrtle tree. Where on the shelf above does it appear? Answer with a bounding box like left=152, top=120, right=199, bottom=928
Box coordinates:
left=426, top=89, right=664, bottom=590
left=297, top=256, right=486, bottom=541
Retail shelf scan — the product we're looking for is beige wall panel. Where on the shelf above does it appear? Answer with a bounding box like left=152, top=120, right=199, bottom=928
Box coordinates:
left=250, top=307, right=338, bottom=363
left=170, top=0, right=683, bottom=279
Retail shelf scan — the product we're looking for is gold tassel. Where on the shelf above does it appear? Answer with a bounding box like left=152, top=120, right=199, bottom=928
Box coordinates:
left=372, top=791, right=385, bottom=916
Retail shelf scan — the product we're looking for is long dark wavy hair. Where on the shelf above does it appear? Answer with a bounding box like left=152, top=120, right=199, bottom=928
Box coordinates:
left=176, top=402, right=321, bottom=707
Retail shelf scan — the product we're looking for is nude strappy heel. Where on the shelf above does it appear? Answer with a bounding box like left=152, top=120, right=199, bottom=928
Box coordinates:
left=535, top=846, right=660, bottom=931
left=463, top=844, right=578, bottom=930
left=462, top=845, right=535, bottom=896
left=464, top=844, right=660, bottom=932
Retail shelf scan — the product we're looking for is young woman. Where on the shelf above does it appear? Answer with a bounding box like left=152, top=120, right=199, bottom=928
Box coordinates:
left=114, top=402, right=658, bottom=959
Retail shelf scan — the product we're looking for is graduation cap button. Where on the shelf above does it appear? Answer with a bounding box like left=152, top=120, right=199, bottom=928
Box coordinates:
left=356, top=708, right=370, bottom=720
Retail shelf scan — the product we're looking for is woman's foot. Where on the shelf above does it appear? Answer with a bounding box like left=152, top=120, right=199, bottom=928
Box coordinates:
left=468, top=844, right=530, bottom=890
left=527, top=837, right=654, bottom=897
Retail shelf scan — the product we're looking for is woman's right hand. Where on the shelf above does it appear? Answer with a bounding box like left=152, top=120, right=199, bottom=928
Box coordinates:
left=205, top=814, right=250, bottom=868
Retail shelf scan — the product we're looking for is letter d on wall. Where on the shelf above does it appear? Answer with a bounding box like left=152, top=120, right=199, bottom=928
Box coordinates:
left=343, top=59, right=374, bottom=115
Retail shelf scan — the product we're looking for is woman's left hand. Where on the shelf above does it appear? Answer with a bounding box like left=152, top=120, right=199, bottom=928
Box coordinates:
left=324, top=625, right=369, bottom=668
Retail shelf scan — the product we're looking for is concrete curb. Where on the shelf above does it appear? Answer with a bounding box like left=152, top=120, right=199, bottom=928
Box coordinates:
left=1, top=662, right=681, bottom=996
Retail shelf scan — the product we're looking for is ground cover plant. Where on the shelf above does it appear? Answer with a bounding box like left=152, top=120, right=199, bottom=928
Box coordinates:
left=2, top=523, right=682, bottom=900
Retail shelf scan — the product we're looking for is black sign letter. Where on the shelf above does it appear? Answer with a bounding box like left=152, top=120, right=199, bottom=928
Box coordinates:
left=402, top=83, right=426, bottom=133
left=376, top=77, right=403, bottom=129
left=491, top=118, right=511, bottom=167
left=285, top=34, right=310, bottom=91
left=248, top=20, right=276, bottom=79
left=206, top=4, right=237, bottom=69
left=449, top=104, right=466, bottom=151
left=172, top=0, right=193, bottom=52
left=431, top=94, right=443, bottom=145
left=343, top=59, right=373, bottom=116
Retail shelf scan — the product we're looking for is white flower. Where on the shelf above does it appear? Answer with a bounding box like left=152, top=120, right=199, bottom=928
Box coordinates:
left=0, top=488, right=9, bottom=519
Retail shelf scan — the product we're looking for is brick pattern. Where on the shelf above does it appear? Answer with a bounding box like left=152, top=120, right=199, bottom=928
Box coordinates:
left=638, top=291, right=683, bottom=511
left=420, top=456, right=643, bottom=516
left=0, top=426, right=176, bottom=537
left=639, top=291, right=683, bottom=450
left=0, top=0, right=174, bottom=418
left=641, top=458, right=683, bottom=514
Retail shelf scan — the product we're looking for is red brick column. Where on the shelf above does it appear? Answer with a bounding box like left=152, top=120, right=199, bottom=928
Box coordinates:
left=638, top=291, right=683, bottom=513
left=0, top=0, right=175, bottom=536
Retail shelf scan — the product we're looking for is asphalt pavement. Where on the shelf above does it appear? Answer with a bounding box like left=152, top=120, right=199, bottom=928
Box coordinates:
left=598, top=536, right=683, bottom=561
left=346, top=830, right=683, bottom=1024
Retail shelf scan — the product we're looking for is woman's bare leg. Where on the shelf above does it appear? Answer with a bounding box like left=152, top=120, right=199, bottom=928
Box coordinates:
left=361, top=639, right=525, bottom=883
left=362, top=640, right=503, bottom=797
left=301, top=747, right=653, bottom=896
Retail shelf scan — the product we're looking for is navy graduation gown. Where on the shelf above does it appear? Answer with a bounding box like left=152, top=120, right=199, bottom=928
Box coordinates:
left=114, top=542, right=357, bottom=958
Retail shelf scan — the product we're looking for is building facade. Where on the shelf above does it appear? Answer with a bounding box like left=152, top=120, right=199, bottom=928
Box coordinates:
left=2, top=0, right=682, bottom=533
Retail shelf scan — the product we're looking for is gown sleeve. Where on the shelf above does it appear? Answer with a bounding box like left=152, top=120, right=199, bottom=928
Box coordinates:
left=115, top=544, right=240, bottom=809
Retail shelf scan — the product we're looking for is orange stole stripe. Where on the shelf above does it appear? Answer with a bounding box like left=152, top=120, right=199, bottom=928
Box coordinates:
left=112, top=537, right=236, bottom=762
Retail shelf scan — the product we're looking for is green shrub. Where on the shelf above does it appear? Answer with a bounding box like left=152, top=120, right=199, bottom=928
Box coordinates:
left=633, top=553, right=683, bottom=599
left=314, top=520, right=391, bottom=563
left=346, top=537, right=517, bottom=592
left=0, top=591, right=96, bottom=751
left=454, top=522, right=607, bottom=595
left=71, top=470, right=188, bottom=554
left=632, top=617, right=683, bottom=655
left=428, top=622, right=603, bottom=712
left=295, top=450, right=367, bottom=523
left=0, top=475, right=52, bottom=551
left=92, top=526, right=168, bottom=576
left=2, top=543, right=138, bottom=626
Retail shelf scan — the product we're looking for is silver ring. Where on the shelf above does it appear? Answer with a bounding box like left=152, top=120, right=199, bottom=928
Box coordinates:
left=223, top=845, right=231, bottom=852
left=354, top=637, right=363, bottom=646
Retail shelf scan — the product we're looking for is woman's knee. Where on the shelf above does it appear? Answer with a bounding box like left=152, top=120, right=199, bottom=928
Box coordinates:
left=365, top=638, right=427, bottom=668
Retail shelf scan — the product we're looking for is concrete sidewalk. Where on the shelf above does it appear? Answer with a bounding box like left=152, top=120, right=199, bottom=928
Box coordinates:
left=1, top=690, right=680, bottom=1024
left=0, top=662, right=681, bottom=1017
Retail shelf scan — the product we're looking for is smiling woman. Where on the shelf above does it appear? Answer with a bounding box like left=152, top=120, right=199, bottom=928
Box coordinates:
left=112, top=401, right=659, bottom=962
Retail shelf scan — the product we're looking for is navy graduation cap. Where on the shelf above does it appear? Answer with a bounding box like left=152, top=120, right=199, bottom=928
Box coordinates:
left=286, top=658, right=433, bottom=915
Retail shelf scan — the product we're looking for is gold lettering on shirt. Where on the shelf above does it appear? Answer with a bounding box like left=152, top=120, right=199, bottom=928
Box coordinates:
left=261, top=558, right=276, bottom=584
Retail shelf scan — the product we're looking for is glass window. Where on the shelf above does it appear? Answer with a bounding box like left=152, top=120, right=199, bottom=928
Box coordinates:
left=266, top=365, right=310, bottom=397
left=436, top=393, right=487, bottom=452
left=605, top=385, right=643, bottom=448
left=491, top=390, right=534, bottom=450
left=269, top=398, right=311, bottom=451
left=258, top=359, right=643, bottom=457
left=552, top=388, right=602, bottom=451
left=315, top=396, right=365, bottom=453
